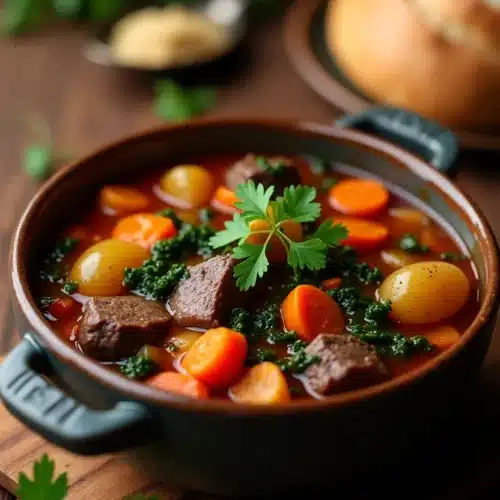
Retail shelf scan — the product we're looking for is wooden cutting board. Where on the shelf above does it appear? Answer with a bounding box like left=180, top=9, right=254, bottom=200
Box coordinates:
left=0, top=400, right=185, bottom=500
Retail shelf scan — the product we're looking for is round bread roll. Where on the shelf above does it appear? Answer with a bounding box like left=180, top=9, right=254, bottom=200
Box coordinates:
left=325, top=0, right=500, bottom=130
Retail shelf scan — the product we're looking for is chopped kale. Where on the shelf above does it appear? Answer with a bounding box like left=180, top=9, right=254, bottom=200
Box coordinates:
left=249, top=348, right=278, bottom=364
left=199, top=207, right=214, bottom=224
left=277, top=340, right=320, bottom=374
left=39, top=236, right=79, bottom=282
left=349, top=324, right=433, bottom=357
left=253, top=304, right=279, bottom=333
left=440, top=252, right=465, bottom=262
left=62, top=281, right=78, bottom=295
left=39, top=296, right=56, bottom=308
left=364, top=299, right=392, bottom=324
left=228, top=308, right=252, bottom=336
left=124, top=262, right=188, bottom=301
left=328, top=287, right=370, bottom=317
left=120, top=355, right=156, bottom=380
left=399, top=233, right=429, bottom=254
left=165, top=339, right=180, bottom=353
left=351, top=262, right=384, bottom=284
left=156, top=208, right=183, bottom=229
left=125, top=223, right=216, bottom=300
left=306, top=156, right=328, bottom=175
left=255, top=156, right=287, bottom=175
left=267, top=330, right=298, bottom=344
left=320, top=177, right=337, bottom=192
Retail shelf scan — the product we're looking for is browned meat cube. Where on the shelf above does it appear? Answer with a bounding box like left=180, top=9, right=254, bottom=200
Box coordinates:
left=225, top=154, right=301, bottom=194
left=302, top=334, right=389, bottom=395
left=78, top=296, right=171, bottom=361
left=168, top=254, right=242, bottom=329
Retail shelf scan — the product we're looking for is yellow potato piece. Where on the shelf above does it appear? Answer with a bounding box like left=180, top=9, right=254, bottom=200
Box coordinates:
left=70, top=239, right=149, bottom=296
left=379, top=261, right=470, bottom=324
left=160, top=165, right=215, bottom=208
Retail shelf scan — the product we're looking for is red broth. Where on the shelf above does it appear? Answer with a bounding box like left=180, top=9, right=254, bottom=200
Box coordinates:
left=32, top=155, right=480, bottom=402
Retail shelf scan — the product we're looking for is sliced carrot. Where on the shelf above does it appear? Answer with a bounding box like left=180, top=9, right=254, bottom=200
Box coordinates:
left=282, top=284, right=345, bottom=341
left=48, top=297, right=77, bottom=319
left=215, top=186, right=239, bottom=207
left=100, top=186, right=150, bottom=214
left=333, top=217, right=389, bottom=251
left=112, top=213, right=177, bottom=248
left=424, top=325, right=460, bottom=350
left=182, top=328, right=248, bottom=388
left=320, top=277, right=342, bottom=291
left=147, top=371, right=209, bottom=400
left=230, top=362, right=290, bottom=405
left=329, top=178, right=389, bottom=216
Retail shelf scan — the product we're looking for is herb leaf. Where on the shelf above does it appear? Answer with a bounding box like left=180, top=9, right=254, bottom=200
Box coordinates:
left=120, top=355, right=156, bottom=380
left=155, top=79, right=216, bottom=122
left=209, top=213, right=249, bottom=249
left=288, top=238, right=326, bottom=270
left=16, top=454, right=68, bottom=500
left=399, top=233, right=429, bottom=254
left=23, top=144, right=53, bottom=181
left=233, top=243, right=269, bottom=291
left=235, top=181, right=274, bottom=221
left=313, top=220, right=348, bottom=246
left=278, top=185, right=320, bottom=223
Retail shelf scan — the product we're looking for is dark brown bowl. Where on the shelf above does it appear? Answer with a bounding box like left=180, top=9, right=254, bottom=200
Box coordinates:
left=2, top=118, right=499, bottom=496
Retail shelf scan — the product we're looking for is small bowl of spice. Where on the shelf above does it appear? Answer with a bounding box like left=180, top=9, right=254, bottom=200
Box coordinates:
left=83, top=0, right=247, bottom=71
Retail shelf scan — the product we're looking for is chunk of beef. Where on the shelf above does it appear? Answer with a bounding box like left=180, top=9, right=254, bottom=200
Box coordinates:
left=302, top=334, right=389, bottom=395
left=78, top=296, right=171, bottom=361
left=225, top=154, right=301, bottom=194
left=168, top=254, right=243, bottom=329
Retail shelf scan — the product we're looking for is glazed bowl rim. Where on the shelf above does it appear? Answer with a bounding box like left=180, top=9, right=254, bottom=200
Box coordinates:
left=11, top=117, right=499, bottom=416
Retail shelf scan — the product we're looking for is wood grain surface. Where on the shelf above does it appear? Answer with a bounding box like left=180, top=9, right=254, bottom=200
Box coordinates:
left=2, top=6, right=500, bottom=499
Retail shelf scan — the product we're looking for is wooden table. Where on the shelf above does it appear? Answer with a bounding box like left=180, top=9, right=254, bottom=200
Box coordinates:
left=1, top=10, right=500, bottom=500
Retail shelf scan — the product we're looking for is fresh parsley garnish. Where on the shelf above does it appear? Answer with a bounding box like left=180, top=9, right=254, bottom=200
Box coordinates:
left=155, top=79, right=216, bottom=122
left=399, top=233, right=429, bottom=253
left=16, top=454, right=68, bottom=500
left=277, top=340, right=320, bottom=374
left=39, top=236, right=79, bottom=283
left=209, top=181, right=347, bottom=290
left=199, top=207, right=214, bottom=223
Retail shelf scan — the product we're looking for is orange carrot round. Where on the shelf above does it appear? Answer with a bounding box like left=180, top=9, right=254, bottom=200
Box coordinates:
left=182, top=328, right=248, bottom=388
left=147, top=372, right=209, bottom=399
left=329, top=178, right=389, bottom=216
left=334, top=217, right=389, bottom=251
left=320, top=277, right=342, bottom=291
left=112, top=213, right=177, bottom=248
left=212, top=186, right=240, bottom=214
left=100, top=186, right=150, bottom=214
left=282, top=285, right=345, bottom=341
left=230, top=362, right=290, bottom=405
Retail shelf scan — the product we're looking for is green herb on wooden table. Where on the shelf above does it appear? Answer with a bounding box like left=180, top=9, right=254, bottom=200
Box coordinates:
left=16, top=454, right=68, bottom=500
left=155, top=79, right=217, bottom=122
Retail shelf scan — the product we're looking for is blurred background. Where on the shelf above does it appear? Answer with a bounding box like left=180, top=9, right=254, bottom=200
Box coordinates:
left=2, top=0, right=500, bottom=498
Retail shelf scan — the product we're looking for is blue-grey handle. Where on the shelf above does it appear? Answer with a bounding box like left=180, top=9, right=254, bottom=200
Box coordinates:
left=335, top=107, right=459, bottom=174
left=0, top=334, right=154, bottom=455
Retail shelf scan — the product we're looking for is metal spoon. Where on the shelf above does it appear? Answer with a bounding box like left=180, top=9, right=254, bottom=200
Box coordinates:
left=82, top=0, right=249, bottom=71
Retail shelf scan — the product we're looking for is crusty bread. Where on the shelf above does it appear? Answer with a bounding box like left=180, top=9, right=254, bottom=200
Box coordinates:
left=325, top=0, right=500, bottom=130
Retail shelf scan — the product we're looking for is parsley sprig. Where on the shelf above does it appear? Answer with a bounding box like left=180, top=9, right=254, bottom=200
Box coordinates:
left=209, top=181, right=347, bottom=291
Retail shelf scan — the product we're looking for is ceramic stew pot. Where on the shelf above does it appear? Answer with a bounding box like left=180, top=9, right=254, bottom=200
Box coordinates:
left=0, top=109, right=498, bottom=497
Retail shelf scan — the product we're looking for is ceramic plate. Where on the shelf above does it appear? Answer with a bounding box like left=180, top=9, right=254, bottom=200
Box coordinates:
left=283, top=0, right=500, bottom=151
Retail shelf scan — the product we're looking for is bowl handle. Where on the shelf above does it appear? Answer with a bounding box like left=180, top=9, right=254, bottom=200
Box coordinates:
left=335, top=107, right=459, bottom=175
left=0, top=334, right=154, bottom=455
